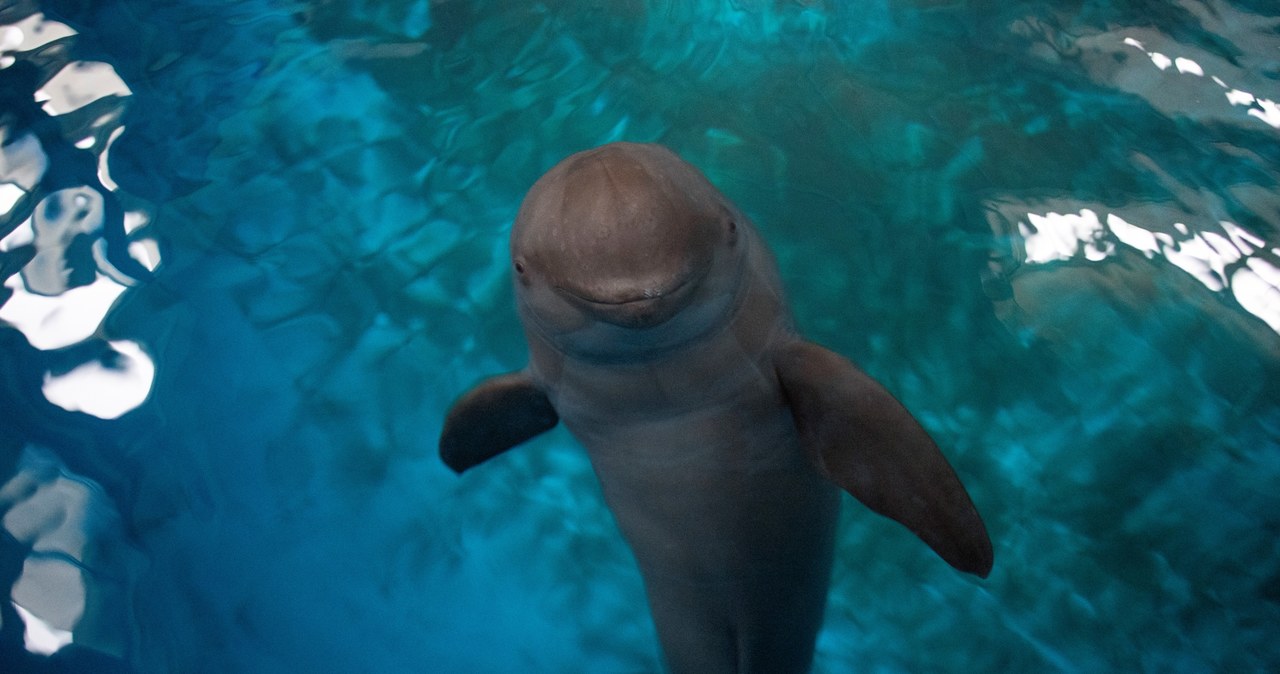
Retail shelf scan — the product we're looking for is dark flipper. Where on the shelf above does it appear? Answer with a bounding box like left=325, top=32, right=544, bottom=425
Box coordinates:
left=439, top=372, right=559, bottom=474
left=776, top=341, right=993, bottom=577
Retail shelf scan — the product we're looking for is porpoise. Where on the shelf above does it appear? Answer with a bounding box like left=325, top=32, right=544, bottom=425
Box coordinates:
left=440, top=142, right=992, bottom=673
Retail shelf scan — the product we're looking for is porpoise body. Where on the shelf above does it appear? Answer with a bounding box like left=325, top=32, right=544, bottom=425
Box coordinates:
left=440, top=142, right=992, bottom=673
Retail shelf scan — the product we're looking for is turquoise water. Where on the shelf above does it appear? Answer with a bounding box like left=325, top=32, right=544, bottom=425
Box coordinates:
left=1, top=1, right=1278, bottom=672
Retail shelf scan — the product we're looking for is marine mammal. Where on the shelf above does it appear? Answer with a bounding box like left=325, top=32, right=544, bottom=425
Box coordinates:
left=440, top=142, right=992, bottom=672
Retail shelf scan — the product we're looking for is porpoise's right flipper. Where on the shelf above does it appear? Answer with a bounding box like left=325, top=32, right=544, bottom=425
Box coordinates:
left=439, top=372, right=559, bottom=474
left=775, top=341, right=994, bottom=577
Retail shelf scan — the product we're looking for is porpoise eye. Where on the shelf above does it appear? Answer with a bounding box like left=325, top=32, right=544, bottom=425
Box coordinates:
left=727, top=220, right=738, bottom=245
left=513, top=259, right=529, bottom=284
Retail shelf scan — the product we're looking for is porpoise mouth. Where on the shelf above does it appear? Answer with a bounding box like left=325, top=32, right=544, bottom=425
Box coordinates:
left=556, top=276, right=694, bottom=328
left=559, top=278, right=687, bottom=305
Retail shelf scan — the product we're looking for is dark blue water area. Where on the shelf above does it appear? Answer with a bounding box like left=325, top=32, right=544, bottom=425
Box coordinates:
left=1, top=0, right=1278, bottom=672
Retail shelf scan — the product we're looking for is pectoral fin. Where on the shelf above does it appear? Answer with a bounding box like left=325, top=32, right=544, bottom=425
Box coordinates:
left=439, top=372, right=559, bottom=474
left=776, top=341, right=993, bottom=577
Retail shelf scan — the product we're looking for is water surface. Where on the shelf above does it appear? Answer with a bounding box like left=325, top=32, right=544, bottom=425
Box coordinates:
left=1, top=1, right=1278, bottom=672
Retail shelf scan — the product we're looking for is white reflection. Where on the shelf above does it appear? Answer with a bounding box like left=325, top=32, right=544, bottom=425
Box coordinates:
left=1174, top=57, right=1203, bottom=76
left=14, top=603, right=73, bottom=655
left=1106, top=213, right=1158, bottom=258
left=1234, top=260, right=1280, bottom=333
left=1223, top=86, right=1255, bottom=107
left=1123, top=35, right=1280, bottom=129
left=0, top=129, right=48, bottom=211
left=0, top=13, right=76, bottom=51
left=127, top=238, right=161, bottom=271
left=96, top=126, right=126, bottom=191
left=1247, top=99, right=1280, bottom=128
left=0, top=13, right=158, bottom=422
left=42, top=340, right=155, bottom=419
left=0, top=447, right=118, bottom=655
left=0, top=183, right=24, bottom=215
left=0, top=274, right=127, bottom=349
left=23, top=187, right=105, bottom=296
left=0, top=25, right=20, bottom=52
left=37, top=61, right=132, bottom=116
left=1020, top=210, right=1110, bottom=263
left=123, top=210, right=149, bottom=235
left=0, top=219, right=34, bottom=249
left=1014, top=209, right=1280, bottom=333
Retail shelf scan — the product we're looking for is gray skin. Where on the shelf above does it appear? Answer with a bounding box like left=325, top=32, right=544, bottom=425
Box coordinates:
left=440, top=142, right=992, bottom=673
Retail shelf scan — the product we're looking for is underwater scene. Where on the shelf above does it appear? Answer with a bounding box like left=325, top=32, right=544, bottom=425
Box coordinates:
left=1, top=0, right=1278, bottom=671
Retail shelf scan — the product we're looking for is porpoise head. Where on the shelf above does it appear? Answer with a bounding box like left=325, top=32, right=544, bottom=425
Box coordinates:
left=511, top=142, right=746, bottom=361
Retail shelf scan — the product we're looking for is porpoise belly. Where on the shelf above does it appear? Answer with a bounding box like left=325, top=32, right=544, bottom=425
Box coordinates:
left=559, top=376, right=841, bottom=673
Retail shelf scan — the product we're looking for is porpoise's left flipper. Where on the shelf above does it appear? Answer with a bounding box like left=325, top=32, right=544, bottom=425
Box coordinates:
left=439, top=372, right=559, bottom=474
left=776, top=341, right=993, bottom=577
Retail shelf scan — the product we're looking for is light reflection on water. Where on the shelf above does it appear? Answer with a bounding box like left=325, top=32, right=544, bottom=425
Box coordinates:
left=0, top=1, right=1278, bottom=672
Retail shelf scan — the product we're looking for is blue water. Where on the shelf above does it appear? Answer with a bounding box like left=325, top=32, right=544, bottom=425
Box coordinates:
left=1, top=1, right=1278, bottom=672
